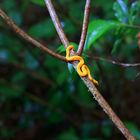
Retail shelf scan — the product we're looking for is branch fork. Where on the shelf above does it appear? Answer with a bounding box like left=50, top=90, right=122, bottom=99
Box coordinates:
left=0, top=0, right=136, bottom=139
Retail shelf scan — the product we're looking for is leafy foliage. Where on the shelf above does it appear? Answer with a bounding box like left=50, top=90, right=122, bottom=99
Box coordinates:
left=28, top=19, right=56, bottom=39
left=113, top=0, right=129, bottom=23
left=0, top=0, right=140, bottom=139
left=86, top=20, right=120, bottom=50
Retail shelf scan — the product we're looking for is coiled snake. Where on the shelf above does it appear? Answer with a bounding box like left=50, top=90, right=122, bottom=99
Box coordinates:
left=66, top=45, right=98, bottom=85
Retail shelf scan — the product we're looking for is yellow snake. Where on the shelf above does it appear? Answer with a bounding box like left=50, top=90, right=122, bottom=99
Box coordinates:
left=66, top=45, right=98, bottom=85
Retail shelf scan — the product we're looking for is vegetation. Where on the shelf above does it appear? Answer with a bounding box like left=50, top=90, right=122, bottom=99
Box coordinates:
left=0, top=0, right=140, bottom=139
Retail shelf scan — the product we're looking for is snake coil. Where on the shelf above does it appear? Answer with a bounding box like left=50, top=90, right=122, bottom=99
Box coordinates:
left=66, top=45, right=98, bottom=85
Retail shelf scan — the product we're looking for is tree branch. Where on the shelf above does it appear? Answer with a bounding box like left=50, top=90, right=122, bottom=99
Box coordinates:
left=0, top=9, right=66, bottom=62
left=88, top=55, right=140, bottom=67
left=77, top=0, right=91, bottom=55
left=0, top=3, right=136, bottom=140
left=73, top=61, right=136, bottom=140
left=44, top=0, right=136, bottom=139
left=44, top=0, right=69, bottom=48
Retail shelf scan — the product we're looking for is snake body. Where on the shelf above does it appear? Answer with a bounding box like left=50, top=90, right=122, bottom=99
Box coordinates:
left=66, top=45, right=98, bottom=85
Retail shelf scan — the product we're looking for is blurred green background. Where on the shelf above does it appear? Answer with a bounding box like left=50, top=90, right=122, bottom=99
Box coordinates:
left=0, top=0, right=140, bottom=139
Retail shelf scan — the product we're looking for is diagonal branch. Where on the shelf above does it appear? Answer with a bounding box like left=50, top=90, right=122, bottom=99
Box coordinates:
left=77, top=0, right=91, bottom=55
left=0, top=9, right=66, bottom=62
left=87, top=55, right=140, bottom=67
left=44, top=0, right=136, bottom=139
left=44, top=0, right=69, bottom=48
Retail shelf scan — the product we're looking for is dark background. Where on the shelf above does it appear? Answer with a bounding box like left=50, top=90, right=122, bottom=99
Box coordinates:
left=0, top=0, right=140, bottom=139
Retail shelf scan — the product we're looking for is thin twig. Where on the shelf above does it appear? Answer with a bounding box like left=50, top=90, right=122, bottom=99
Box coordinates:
left=44, top=1, right=136, bottom=139
left=0, top=9, right=66, bottom=62
left=89, top=55, right=140, bottom=67
left=44, top=0, right=69, bottom=48
left=77, top=0, right=91, bottom=55
left=96, top=57, right=140, bottom=67
left=123, top=23, right=140, bottom=30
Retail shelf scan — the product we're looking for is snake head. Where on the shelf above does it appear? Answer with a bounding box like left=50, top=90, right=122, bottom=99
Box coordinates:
left=67, top=45, right=74, bottom=51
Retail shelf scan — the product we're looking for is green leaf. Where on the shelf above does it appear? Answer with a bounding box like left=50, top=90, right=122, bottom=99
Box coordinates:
left=113, top=0, right=129, bottom=23
left=31, top=0, right=45, bottom=6
left=129, top=1, right=140, bottom=24
left=86, top=20, right=119, bottom=50
left=28, top=19, right=56, bottom=39
left=57, top=44, right=66, bottom=53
